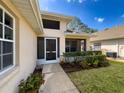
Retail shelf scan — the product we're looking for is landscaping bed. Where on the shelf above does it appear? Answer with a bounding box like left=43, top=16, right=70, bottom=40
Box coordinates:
left=18, top=68, right=44, bottom=93
left=61, top=63, right=82, bottom=73
left=61, top=51, right=109, bottom=72
left=68, top=61, right=124, bottom=93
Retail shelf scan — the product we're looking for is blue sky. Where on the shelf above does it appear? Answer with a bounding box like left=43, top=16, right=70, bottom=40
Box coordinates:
left=39, top=0, right=124, bottom=30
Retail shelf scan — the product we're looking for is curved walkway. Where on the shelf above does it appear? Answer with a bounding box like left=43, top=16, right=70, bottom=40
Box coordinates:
left=39, top=63, right=79, bottom=93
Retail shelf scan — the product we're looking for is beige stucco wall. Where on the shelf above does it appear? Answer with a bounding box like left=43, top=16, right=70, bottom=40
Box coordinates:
left=91, top=38, right=124, bottom=57
left=0, top=1, right=37, bottom=93
left=101, top=40, right=118, bottom=52
left=86, top=38, right=90, bottom=51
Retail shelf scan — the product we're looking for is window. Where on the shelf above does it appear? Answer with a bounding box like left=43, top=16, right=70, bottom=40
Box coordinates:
left=0, top=6, right=15, bottom=73
left=94, top=43, right=101, bottom=51
left=66, top=40, right=78, bottom=52
left=42, top=19, right=60, bottom=30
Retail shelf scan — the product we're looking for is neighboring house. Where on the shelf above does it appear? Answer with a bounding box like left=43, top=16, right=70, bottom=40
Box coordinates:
left=0, top=0, right=90, bottom=93
left=90, top=25, right=124, bottom=58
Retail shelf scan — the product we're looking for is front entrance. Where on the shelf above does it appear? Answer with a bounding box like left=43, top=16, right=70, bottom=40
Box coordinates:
left=45, top=38, right=57, bottom=63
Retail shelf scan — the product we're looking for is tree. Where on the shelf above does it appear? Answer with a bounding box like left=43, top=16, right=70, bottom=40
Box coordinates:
left=67, top=17, right=97, bottom=33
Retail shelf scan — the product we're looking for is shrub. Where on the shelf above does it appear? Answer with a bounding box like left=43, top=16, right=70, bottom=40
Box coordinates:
left=63, top=51, right=102, bottom=57
left=80, top=55, right=109, bottom=68
left=85, top=51, right=93, bottom=56
left=98, top=60, right=110, bottom=67
left=19, top=73, right=43, bottom=93
left=80, top=61, right=90, bottom=69
left=92, top=60, right=99, bottom=68
left=63, top=52, right=83, bottom=63
left=63, top=51, right=102, bottom=63
left=63, top=51, right=109, bottom=69
left=93, top=51, right=102, bottom=55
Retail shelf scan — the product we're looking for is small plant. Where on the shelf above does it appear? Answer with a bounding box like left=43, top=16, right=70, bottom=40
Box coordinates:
left=80, top=61, right=89, bottom=69
left=98, top=60, right=110, bottom=67
left=19, top=73, right=44, bottom=93
left=93, top=60, right=99, bottom=68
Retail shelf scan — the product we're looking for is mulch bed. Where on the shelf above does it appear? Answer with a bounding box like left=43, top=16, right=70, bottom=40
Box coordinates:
left=60, top=63, right=82, bottom=73
left=33, top=68, right=42, bottom=74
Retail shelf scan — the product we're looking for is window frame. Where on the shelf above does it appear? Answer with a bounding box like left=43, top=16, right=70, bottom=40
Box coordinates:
left=94, top=43, right=101, bottom=51
left=42, top=19, right=60, bottom=30
left=0, top=5, right=15, bottom=75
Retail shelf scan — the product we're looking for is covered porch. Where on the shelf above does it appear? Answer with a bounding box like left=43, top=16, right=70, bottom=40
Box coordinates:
left=65, top=39, right=86, bottom=52
left=65, top=32, right=89, bottom=52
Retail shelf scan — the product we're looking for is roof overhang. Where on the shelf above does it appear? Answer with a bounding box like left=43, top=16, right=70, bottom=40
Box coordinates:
left=90, top=36, right=124, bottom=42
left=11, top=0, right=43, bottom=35
left=90, top=25, right=124, bottom=42
left=65, top=33, right=90, bottom=39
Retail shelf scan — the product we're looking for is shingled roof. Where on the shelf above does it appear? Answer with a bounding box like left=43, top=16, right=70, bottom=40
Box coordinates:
left=90, top=25, right=124, bottom=42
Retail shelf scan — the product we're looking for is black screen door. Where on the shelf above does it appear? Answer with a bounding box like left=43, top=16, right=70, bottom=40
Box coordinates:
left=46, top=39, right=56, bottom=60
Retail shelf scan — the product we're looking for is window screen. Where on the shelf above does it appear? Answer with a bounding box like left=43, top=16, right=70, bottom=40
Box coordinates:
left=42, top=19, right=60, bottom=29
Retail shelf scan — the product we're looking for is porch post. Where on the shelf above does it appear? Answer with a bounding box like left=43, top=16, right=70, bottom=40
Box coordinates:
left=84, top=39, right=86, bottom=51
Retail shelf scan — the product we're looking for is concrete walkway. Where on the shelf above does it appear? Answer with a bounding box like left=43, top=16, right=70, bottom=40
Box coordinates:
left=107, top=57, right=124, bottom=63
left=39, top=63, right=79, bottom=93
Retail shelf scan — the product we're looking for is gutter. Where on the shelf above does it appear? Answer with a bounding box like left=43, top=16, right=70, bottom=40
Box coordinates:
left=29, top=0, right=43, bottom=34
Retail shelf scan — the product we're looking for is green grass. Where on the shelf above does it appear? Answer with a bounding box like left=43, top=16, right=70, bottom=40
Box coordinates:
left=68, top=61, right=124, bottom=93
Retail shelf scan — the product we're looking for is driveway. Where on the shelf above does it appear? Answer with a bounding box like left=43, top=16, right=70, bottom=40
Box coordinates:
left=39, top=63, right=79, bottom=93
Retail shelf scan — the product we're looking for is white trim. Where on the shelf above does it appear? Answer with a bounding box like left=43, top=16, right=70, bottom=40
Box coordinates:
left=0, top=4, right=16, bottom=75
left=44, top=37, right=58, bottom=64
left=4, top=24, right=13, bottom=30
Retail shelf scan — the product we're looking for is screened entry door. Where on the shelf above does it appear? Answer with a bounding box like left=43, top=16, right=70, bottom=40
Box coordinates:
left=45, top=38, right=57, bottom=63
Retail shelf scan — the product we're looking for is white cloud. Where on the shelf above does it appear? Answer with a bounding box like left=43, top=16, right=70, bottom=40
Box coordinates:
left=121, top=14, right=124, bottom=18
left=93, top=0, right=98, bottom=2
left=66, top=0, right=86, bottom=3
left=44, top=7, right=48, bottom=11
left=94, top=17, right=104, bottom=23
left=78, top=0, right=86, bottom=3
left=51, top=0, right=56, bottom=2
left=67, top=0, right=71, bottom=3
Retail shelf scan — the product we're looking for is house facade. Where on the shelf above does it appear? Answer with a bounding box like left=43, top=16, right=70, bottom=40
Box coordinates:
left=37, top=11, right=90, bottom=64
left=0, top=0, right=90, bottom=93
left=90, top=25, right=124, bottom=58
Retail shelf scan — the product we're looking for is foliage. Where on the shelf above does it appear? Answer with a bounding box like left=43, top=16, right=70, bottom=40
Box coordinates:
left=82, top=55, right=109, bottom=68
left=19, top=73, right=43, bottom=93
left=67, top=17, right=97, bottom=33
left=63, top=51, right=109, bottom=69
left=79, top=61, right=89, bottom=69
left=63, top=51, right=102, bottom=57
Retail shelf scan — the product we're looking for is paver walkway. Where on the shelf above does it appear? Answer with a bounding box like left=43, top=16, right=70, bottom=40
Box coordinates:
left=39, top=63, right=79, bottom=93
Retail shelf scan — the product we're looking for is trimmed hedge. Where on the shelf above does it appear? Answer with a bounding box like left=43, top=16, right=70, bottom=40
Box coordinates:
left=82, top=55, right=109, bottom=67
left=63, top=51, right=102, bottom=57
left=63, top=51, right=102, bottom=63
left=63, top=51, right=109, bottom=69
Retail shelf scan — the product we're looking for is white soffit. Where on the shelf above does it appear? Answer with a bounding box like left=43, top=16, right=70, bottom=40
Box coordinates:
left=11, top=0, right=43, bottom=34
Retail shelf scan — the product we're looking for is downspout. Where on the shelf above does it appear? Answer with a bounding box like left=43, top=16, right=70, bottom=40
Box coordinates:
left=117, top=39, right=120, bottom=58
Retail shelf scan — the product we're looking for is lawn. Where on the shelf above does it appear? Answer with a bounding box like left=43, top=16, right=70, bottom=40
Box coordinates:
left=68, top=61, right=124, bottom=93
